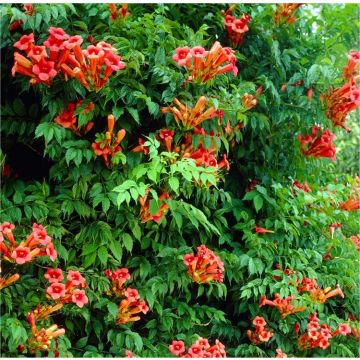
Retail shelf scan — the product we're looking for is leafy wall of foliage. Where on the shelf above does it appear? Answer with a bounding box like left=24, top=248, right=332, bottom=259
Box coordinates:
left=1, top=3, right=359, bottom=358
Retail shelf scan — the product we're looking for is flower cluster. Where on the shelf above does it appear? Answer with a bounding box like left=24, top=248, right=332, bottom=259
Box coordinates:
left=54, top=100, right=95, bottom=134
left=297, top=279, right=345, bottom=304
left=323, top=79, right=360, bottom=132
left=0, top=273, right=20, bottom=291
left=104, top=267, right=149, bottom=325
left=116, top=287, right=149, bottom=324
left=173, top=41, right=237, bottom=83
left=184, top=143, right=230, bottom=173
left=183, top=244, right=224, bottom=284
left=298, top=313, right=351, bottom=350
left=275, top=348, right=288, bottom=358
left=343, top=51, right=360, bottom=80
left=260, top=294, right=306, bottom=318
left=27, top=311, right=65, bottom=354
left=0, top=222, right=57, bottom=265
left=92, top=114, right=126, bottom=166
left=293, top=179, right=312, bottom=193
left=169, top=338, right=226, bottom=358
left=241, top=93, right=257, bottom=110
left=45, top=269, right=88, bottom=308
left=247, top=316, right=274, bottom=344
left=161, top=96, right=219, bottom=130
left=298, top=125, right=336, bottom=162
left=138, top=188, right=170, bottom=223
left=350, top=234, right=360, bottom=251
left=32, top=303, right=64, bottom=322
left=109, top=3, right=130, bottom=20
left=223, top=13, right=251, bottom=47
left=12, top=33, right=57, bottom=86
left=104, top=267, right=131, bottom=296
left=166, top=131, right=229, bottom=173
left=339, top=192, right=360, bottom=211
left=273, top=4, right=302, bottom=26
left=12, top=28, right=125, bottom=91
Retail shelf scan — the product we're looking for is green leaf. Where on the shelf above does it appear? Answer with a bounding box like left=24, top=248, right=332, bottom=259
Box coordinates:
left=109, top=239, right=123, bottom=262
left=149, top=199, right=160, bottom=215
left=168, top=176, right=179, bottom=192
left=122, top=233, right=133, bottom=252
left=107, top=302, right=118, bottom=320
left=253, top=195, right=263, bottom=213
left=127, top=107, right=140, bottom=123
left=98, top=246, right=108, bottom=265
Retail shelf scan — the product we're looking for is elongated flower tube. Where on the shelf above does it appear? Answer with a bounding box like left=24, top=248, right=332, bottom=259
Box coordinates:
left=105, top=267, right=131, bottom=296
left=298, top=125, right=337, bottom=161
left=339, top=193, right=360, bottom=211
left=260, top=294, right=306, bottom=318
left=116, top=287, right=149, bottom=324
left=298, top=313, right=351, bottom=350
left=183, top=245, right=224, bottom=284
left=0, top=273, right=20, bottom=290
left=274, top=4, right=302, bottom=26
left=1, top=222, right=57, bottom=264
left=223, top=12, right=251, bottom=47
left=45, top=269, right=88, bottom=308
left=298, top=280, right=345, bottom=304
left=247, top=316, right=274, bottom=345
left=173, top=42, right=237, bottom=83
left=27, top=314, right=65, bottom=354
left=169, top=338, right=226, bottom=358
left=161, top=97, right=218, bottom=130
left=92, top=114, right=126, bottom=166
left=322, top=79, right=360, bottom=131
left=343, top=51, right=360, bottom=80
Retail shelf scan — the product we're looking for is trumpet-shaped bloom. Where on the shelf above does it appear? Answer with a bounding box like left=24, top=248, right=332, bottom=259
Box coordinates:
left=47, top=282, right=66, bottom=300
left=71, top=289, right=89, bottom=308
left=11, top=246, right=32, bottom=264
left=298, top=125, right=336, bottom=161
left=45, top=268, right=64, bottom=283
left=183, top=244, right=224, bottom=284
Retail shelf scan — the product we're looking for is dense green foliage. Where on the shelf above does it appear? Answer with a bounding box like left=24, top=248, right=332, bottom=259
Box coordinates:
left=1, top=3, right=359, bottom=358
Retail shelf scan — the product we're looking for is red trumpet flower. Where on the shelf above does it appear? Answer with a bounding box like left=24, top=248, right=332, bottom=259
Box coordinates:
left=173, top=42, right=237, bottom=83
left=298, top=313, right=351, bottom=350
left=92, top=114, right=126, bottom=166
left=343, top=51, right=360, bottom=80
left=116, top=287, right=149, bottom=324
left=247, top=316, right=274, bottom=345
left=223, top=12, right=251, bottom=47
left=254, top=225, right=274, bottom=234
left=298, top=125, right=337, bottom=161
left=274, top=4, right=302, bottom=26
left=260, top=294, right=306, bottom=318
left=1, top=222, right=57, bottom=265
left=45, top=269, right=88, bottom=308
left=169, top=338, right=226, bottom=358
left=183, top=244, right=224, bottom=284
left=161, top=96, right=218, bottom=130
left=322, top=78, right=360, bottom=132
left=105, top=267, right=131, bottom=296
left=339, top=193, right=360, bottom=211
